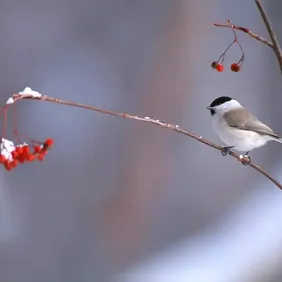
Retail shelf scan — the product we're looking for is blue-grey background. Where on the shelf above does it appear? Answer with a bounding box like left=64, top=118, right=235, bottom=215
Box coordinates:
left=0, top=0, right=282, bottom=281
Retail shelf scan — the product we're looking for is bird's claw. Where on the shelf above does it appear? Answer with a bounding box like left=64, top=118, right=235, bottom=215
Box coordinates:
left=221, top=146, right=232, bottom=156
left=221, top=150, right=227, bottom=156
left=239, top=154, right=251, bottom=165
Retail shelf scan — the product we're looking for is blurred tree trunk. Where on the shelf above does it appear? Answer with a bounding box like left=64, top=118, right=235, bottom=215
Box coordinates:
left=101, top=0, right=207, bottom=271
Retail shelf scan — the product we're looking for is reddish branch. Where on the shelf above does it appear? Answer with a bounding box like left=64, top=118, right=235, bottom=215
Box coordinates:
left=5, top=0, right=282, bottom=190
left=11, top=93, right=282, bottom=191
left=255, top=0, right=282, bottom=73
left=214, top=0, right=282, bottom=74
left=213, top=22, right=273, bottom=48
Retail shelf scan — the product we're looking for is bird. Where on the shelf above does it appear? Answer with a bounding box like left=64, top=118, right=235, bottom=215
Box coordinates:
left=206, top=96, right=282, bottom=158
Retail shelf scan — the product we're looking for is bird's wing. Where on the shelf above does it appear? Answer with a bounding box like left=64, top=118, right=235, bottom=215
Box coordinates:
left=223, top=108, right=280, bottom=138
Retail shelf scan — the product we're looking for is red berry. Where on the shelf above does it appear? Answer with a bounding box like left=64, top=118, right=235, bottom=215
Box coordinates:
left=45, top=138, right=54, bottom=147
left=18, top=154, right=26, bottom=163
left=4, top=161, right=13, bottom=171
left=11, top=150, right=18, bottom=158
left=0, top=155, right=6, bottom=163
left=37, top=153, right=45, bottom=161
left=16, top=146, right=23, bottom=154
left=10, top=160, right=18, bottom=168
left=211, top=61, right=218, bottom=69
left=33, top=145, right=42, bottom=153
left=216, top=64, right=224, bottom=72
left=230, top=63, right=241, bottom=72
left=23, top=145, right=30, bottom=155
left=26, top=153, right=35, bottom=162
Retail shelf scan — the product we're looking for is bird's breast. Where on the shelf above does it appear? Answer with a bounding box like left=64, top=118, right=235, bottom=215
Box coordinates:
left=212, top=116, right=268, bottom=151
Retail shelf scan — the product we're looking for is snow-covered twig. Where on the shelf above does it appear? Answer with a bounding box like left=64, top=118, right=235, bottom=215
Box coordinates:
left=10, top=90, right=282, bottom=191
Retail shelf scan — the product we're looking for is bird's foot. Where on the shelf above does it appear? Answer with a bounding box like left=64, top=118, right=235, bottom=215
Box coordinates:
left=221, top=146, right=234, bottom=156
left=239, top=154, right=251, bottom=165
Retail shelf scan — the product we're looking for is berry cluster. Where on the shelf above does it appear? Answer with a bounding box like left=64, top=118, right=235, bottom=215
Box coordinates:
left=211, top=61, right=241, bottom=72
left=0, top=138, right=53, bottom=171
left=211, top=20, right=244, bottom=73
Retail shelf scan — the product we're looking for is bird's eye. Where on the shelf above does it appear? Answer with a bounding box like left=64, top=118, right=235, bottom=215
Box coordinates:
left=210, top=109, right=216, bottom=116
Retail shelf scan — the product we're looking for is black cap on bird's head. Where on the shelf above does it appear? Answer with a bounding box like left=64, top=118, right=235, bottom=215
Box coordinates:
left=206, top=96, right=233, bottom=115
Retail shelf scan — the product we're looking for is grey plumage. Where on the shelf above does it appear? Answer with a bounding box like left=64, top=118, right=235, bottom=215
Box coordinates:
left=223, top=108, right=280, bottom=139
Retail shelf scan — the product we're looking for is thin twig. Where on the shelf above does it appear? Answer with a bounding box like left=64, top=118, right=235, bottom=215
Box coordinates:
left=255, top=0, right=282, bottom=74
left=214, top=1, right=282, bottom=74
left=11, top=93, right=282, bottom=191
left=213, top=22, right=273, bottom=48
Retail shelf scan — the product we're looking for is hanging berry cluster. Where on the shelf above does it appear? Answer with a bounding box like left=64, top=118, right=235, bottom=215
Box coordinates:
left=0, top=87, right=54, bottom=171
left=211, top=20, right=244, bottom=73
left=0, top=138, right=54, bottom=171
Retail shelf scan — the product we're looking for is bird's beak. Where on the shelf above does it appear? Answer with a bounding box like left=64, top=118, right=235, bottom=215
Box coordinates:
left=206, top=106, right=212, bottom=110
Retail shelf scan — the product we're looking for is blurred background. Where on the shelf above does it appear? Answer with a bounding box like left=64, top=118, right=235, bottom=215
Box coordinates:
left=0, top=0, right=281, bottom=281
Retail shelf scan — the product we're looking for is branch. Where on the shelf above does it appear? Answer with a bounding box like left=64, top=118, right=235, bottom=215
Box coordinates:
left=255, top=0, right=282, bottom=74
left=214, top=1, right=282, bottom=74
left=213, top=22, right=273, bottom=48
left=11, top=93, right=282, bottom=191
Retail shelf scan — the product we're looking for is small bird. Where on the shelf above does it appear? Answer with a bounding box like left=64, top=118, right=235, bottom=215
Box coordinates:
left=206, top=96, right=282, bottom=158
